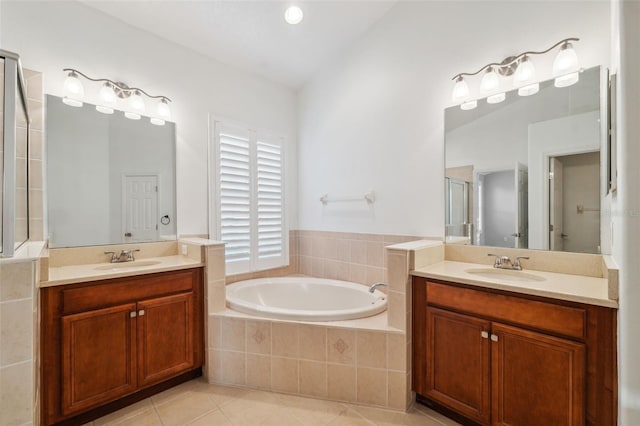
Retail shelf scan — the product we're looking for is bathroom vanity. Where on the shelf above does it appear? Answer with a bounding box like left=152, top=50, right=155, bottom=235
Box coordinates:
left=411, top=263, right=617, bottom=426
left=40, top=265, right=204, bottom=425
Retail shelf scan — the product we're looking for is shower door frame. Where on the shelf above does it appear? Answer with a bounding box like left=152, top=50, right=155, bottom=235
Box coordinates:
left=1, top=49, right=31, bottom=257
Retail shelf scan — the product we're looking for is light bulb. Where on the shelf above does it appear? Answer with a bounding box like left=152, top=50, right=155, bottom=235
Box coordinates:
left=460, top=100, right=477, bottom=110
left=518, top=83, right=539, bottom=97
left=487, top=93, right=506, bottom=104
left=480, top=67, right=500, bottom=94
left=150, top=117, right=166, bottom=126
left=62, top=97, right=83, bottom=107
left=514, top=56, right=536, bottom=86
left=64, top=71, right=84, bottom=98
left=553, top=42, right=579, bottom=76
left=156, top=98, right=171, bottom=119
left=129, top=90, right=145, bottom=113
left=285, top=6, right=303, bottom=24
left=555, top=71, right=580, bottom=88
left=99, top=83, right=117, bottom=104
left=125, top=111, right=141, bottom=120
left=96, top=105, right=114, bottom=114
left=452, top=77, right=469, bottom=102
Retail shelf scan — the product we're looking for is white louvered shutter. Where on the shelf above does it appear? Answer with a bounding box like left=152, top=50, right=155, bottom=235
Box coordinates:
left=217, top=126, right=252, bottom=273
left=256, top=139, right=285, bottom=270
left=214, top=121, right=286, bottom=274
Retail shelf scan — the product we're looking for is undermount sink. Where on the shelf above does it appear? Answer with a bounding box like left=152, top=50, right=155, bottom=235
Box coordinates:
left=465, top=268, right=546, bottom=283
left=94, top=260, right=162, bottom=271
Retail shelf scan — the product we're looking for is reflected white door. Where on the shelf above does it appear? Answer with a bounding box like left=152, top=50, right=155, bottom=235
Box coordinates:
left=123, top=175, right=158, bottom=242
left=515, top=163, right=529, bottom=248
left=549, top=158, right=564, bottom=251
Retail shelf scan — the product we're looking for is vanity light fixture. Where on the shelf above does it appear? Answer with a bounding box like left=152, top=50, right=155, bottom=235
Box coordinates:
left=451, top=37, right=580, bottom=110
left=61, top=68, right=172, bottom=125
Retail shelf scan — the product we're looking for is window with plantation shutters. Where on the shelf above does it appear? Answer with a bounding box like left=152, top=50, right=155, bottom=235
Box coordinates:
left=212, top=121, right=287, bottom=274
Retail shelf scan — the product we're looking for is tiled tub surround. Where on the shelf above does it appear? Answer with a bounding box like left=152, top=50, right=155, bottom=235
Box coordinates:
left=226, top=230, right=439, bottom=285
left=206, top=313, right=411, bottom=410
left=0, top=242, right=45, bottom=426
left=212, top=232, right=440, bottom=412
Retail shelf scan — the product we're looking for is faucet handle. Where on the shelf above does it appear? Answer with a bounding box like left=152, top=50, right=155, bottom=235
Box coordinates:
left=513, top=256, right=529, bottom=270
left=128, top=249, right=141, bottom=261
left=104, top=251, right=117, bottom=262
left=487, top=253, right=501, bottom=267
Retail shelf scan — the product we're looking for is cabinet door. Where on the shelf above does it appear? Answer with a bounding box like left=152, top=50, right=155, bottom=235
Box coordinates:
left=137, top=292, right=194, bottom=387
left=426, top=307, right=491, bottom=424
left=61, top=303, right=137, bottom=416
left=491, top=323, right=585, bottom=426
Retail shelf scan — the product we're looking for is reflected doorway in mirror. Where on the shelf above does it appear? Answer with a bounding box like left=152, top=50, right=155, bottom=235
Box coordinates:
left=122, top=175, right=159, bottom=243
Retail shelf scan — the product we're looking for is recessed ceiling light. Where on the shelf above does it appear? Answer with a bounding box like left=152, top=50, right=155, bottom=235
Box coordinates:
left=285, top=5, right=303, bottom=25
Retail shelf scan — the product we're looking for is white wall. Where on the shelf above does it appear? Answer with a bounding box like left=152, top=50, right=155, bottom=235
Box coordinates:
left=297, top=1, right=610, bottom=236
left=0, top=1, right=298, bottom=238
left=612, top=1, right=640, bottom=423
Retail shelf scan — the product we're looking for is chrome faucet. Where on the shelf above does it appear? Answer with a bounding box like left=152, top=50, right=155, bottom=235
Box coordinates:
left=104, top=249, right=140, bottom=263
left=487, top=254, right=529, bottom=271
left=369, top=282, right=388, bottom=293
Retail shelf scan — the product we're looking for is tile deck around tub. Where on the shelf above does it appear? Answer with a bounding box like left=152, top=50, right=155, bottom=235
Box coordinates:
left=85, top=377, right=461, bottom=426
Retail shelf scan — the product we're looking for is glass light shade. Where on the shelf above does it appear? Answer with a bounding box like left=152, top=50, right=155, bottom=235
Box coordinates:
left=124, top=111, right=141, bottom=120
left=99, top=83, right=117, bottom=105
left=62, top=97, right=83, bottom=107
left=553, top=43, right=579, bottom=76
left=96, top=105, right=114, bottom=114
left=150, top=117, right=166, bottom=126
left=480, top=68, right=500, bottom=94
left=452, top=78, right=469, bottom=102
left=64, top=73, right=84, bottom=98
left=554, top=71, right=580, bottom=88
left=285, top=6, right=303, bottom=24
left=487, top=92, right=506, bottom=104
left=157, top=99, right=171, bottom=119
left=129, top=91, right=145, bottom=113
left=518, top=82, right=539, bottom=97
left=514, top=57, right=536, bottom=86
left=460, top=100, right=477, bottom=110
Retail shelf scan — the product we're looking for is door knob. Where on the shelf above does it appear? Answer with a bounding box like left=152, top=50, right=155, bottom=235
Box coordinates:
left=124, top=232, right=132, bottom=237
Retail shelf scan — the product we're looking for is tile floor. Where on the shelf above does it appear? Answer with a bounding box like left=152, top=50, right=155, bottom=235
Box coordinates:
left=86, top=378, right=461, bottom=426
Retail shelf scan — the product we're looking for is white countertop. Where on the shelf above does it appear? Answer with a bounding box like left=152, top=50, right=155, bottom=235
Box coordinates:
left=412, top=260, right=617, bottom=308
left=42, top=255, right=204, bottom=287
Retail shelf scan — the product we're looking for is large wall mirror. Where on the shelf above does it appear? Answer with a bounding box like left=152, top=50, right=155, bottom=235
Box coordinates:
left=46, top=95, right=176, bottom=248
left=445, top=66, right=604, bottom=254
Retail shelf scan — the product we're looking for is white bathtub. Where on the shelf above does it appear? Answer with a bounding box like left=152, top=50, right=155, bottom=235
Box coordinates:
left=225, top=277, right=387, bottom=321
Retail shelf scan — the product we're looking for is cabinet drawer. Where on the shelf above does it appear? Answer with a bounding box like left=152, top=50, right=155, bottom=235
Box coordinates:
left=426, top=281, right=586, bottom=340
left=62, top=270, right=197, bottom=315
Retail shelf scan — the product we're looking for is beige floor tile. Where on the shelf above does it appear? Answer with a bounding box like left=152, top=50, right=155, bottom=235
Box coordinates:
left=94, top=399, right=154, bottom=425
left=280, top=393, right=349, bottom=425
left=92, top=378, right=462, bottom=426
left=413, top=404, right=463, bottom=426
left=105, top=409, right=163, bottom=426
left=188, top=409, right=232, bottom=425
left=154, top=391, right=219, bottom=426
left=218, top=391, right=290, bottom=425
left=187, top=378, right=253, bottom=406
left=150, top=380, right=198, bottom=406
left=326, top=407, right=374, bottom=425
left=350, top=405, right=451, bottom=426
left=260, top=411, right=306, bottom=425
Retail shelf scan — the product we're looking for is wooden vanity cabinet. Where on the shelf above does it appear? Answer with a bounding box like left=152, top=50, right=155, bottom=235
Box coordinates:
left=412, top=277, right=617, bottom=426
left=41, top=268, right=204, bottom=426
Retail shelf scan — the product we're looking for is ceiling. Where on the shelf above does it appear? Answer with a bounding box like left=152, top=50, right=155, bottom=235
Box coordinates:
left=80, top=1, right=397, bottom=89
